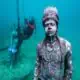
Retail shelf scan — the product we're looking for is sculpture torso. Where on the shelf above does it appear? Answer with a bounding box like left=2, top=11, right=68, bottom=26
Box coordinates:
left=37, top=37, right=67, bottom=80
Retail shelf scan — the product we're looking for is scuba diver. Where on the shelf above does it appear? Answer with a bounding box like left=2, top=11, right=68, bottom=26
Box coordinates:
left=8, top=17, right=36, bottom=67
left=33, top=6, right=73, bottom=80
left=8, top=0, right=36, bottom=68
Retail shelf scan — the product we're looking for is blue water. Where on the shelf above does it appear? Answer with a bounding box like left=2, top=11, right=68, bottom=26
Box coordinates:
left=0, top=0, right=80, bottom=80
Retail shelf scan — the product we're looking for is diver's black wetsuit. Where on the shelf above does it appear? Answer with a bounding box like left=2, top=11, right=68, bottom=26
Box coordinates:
left=8, top=18, right=35, bottom=66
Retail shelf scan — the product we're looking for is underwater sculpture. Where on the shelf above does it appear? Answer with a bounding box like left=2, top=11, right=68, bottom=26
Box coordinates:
left=33, top=6, right=73, bottom=80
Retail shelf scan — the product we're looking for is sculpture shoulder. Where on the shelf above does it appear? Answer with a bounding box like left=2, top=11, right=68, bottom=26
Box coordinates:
left=59, top=37, right=72, bottom=53
left=36, top=40, right=44, bottom=51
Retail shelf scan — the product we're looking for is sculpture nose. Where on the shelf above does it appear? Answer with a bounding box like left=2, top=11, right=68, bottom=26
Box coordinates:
left=48, top=27, right=52, bottom=30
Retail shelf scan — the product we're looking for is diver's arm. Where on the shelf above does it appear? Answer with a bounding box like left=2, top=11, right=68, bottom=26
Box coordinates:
left=23, top=18, right=35, bottom=40
left=64, top=43, right=73, bottom=80
left=33, top=45, right=41, bottom=80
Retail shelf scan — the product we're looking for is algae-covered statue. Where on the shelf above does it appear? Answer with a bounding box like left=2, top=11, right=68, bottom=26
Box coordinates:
left=33, top=6, right=73, bottom=80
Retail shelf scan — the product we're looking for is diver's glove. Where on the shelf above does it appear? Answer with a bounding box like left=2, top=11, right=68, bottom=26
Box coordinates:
left=24, top=17, right=36, bottom=29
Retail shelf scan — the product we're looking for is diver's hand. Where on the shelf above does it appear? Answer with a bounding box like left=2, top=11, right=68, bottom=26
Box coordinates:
left=24, top=17, right=35, bottom=29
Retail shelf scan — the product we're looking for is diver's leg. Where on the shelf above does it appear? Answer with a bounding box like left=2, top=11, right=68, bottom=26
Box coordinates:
left=9, top=53, right=16, bottom=68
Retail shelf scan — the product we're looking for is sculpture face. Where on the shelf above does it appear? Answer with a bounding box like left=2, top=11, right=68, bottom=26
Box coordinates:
left=44, top=19, right=57, bottom=36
